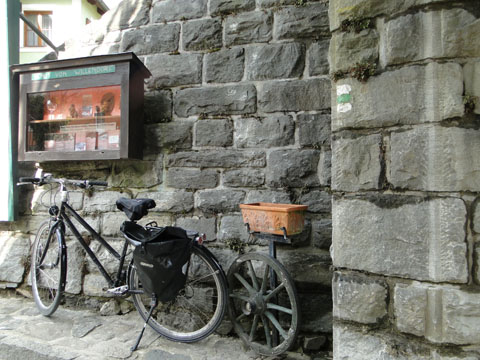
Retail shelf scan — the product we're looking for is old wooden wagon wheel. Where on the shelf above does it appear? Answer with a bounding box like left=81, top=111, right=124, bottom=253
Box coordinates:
left=227, top=252, right=300, bottom=356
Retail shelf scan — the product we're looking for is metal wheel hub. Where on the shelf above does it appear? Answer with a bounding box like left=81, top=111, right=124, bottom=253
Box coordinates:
left=242, top=293, right=265, bottom=316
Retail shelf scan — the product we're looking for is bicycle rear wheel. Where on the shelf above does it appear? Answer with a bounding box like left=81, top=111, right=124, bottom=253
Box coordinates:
left=129, top=245, right=227, bottom=342
left=31, top=220, right=66, bottom=316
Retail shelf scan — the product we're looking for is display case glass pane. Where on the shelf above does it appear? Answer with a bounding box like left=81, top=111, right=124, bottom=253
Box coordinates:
left=26, top=85, right=121, bottom=153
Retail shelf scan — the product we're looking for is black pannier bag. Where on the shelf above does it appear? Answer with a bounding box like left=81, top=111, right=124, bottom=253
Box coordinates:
left=121, top=222, right=193, bottom=302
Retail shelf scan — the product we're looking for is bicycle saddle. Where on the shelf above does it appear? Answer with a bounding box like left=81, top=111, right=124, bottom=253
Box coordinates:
left=116, top=197, right=156, bottom=221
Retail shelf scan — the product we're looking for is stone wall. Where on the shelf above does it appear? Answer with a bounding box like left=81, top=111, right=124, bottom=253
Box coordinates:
left=1, top=0, right=333, bottom=355
left=330, top=0, right=480, bottom=359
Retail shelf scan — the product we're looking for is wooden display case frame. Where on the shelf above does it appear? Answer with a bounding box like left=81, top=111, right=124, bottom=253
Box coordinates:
left=11, top=52, right=151, bottom=162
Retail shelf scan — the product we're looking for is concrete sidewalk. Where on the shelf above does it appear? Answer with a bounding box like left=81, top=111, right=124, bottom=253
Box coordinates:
left=0, top=294, right=330, bottom=360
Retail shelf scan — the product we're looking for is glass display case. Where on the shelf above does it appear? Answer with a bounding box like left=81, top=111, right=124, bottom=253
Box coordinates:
left=12, top=52, right=151, bottom=161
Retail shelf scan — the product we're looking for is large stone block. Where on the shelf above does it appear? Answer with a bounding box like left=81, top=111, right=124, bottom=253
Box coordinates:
left=333, top=272, right=388, bottom=324
left=234, top=116, right=294, bottom=148
left=152, top=0, right=207, bottom=22
left=209, top=0, right=255, bottom=15
left=182, top=19, right=223, bottom=51
left=464, top=61, right=480, bottom=115
left=258, top=0, right=296, bottom=7
left=244, top=190, right=291, bottom=204
left=319, top=149, right=331, bottom=186
left=108, top=159, right=162, bottom=188
left=145, top=121, right=192, bottom=153
left=333, top=325, right=434, bottom=360
left=64, top=240, right=85, bottom=295
left=312, top=218, right=332, bottom=250
left=101, top=212, right=127, bottom=237
left=136, top=190, right=194, bottom=213
left=205, top=48, right=245, bottom=84
left=394, top=283, right=480, bottom=345
left=274, top=2, right=329, bottom=40
left=196, top=189, right=245, bottom=213
left=120, top=24, right=180, bottom=55
left=104, top=0, right=151, bottom=31
left=308, top=40, right=330, bottom=76
left=145, top=54, right=202, bottom=89
left=474, top=201, right=480, bottom=234
left=328, top=0, right=452, bottom=31
left=297, top=113, right=331, bottom=148
left=298, top=190, right=331, bottom=214
left=332, top=63, right=464, bottom=131
left=84, top=191, right=128, bottom=213
left=381, top=9, right=480, bottom=67
left=224, top=11, right=272, bottom=46
left=174, top=84, right=256, bottom=117
left=258, top=79, right=331, bottom=112
left=167, top=150, right=265, bottom=168
left=329, top=29, right=379, bottom=73
left=276, top=248, right=332, bottom=287
left=245, top=43, right=305, bottom=80
left=165, top=168, right=219, bottom=189
left=144, top=90, right=172, bottom=123
left=332, top=196, right=468, bottom=283
left=394, top=283, right=428, bottom=337
left=266, top=150, right=321, bottom=188
left=176, top=216, right=216, bottom=241
left=0, top=233, right=30, bottom=285
left=223, top=169, right=265, bottom=188
left=195, top=119, right=233, bottom=147
left=332, top=134, right=382, bottom=191
left=390, top=126, right=480, bottom=192
left=217, top=215, right=249, bottom=242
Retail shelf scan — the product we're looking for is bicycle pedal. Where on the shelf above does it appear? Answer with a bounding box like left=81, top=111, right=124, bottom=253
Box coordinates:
left=106, top=285, right=128, bottom=295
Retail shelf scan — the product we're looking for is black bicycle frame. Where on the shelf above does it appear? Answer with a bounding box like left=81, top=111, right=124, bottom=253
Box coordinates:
left=58, top=201, right=129, bottom=288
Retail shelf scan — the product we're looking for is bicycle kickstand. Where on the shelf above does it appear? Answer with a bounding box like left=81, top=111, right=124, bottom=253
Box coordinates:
left=131, top=294, right=158, bottom=352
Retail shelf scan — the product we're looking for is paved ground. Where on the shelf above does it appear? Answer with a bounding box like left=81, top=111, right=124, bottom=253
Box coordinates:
left=0, top=293, right=331, bottom=360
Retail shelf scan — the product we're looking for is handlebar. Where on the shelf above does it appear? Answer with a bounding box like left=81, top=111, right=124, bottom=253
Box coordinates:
left=18, top=176, right=108, bottom=188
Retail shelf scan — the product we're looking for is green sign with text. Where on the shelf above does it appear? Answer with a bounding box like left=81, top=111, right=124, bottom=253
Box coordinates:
left=32, top=65, right=116, bottom=81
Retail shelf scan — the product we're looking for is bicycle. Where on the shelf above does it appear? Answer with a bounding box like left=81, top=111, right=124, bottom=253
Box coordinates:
left=18, top=170, right=228, bottom=350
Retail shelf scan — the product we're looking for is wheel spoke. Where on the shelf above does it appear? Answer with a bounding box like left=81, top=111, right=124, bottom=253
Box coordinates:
left=265, top=311, right=287, bottom=340
left=261, top=315, right=272, bottom=348
left=234, top=272, right=256, bottom=295
left=247, top=260, right=259, bottom=291
left=249, top=314, right=259, bottom=341
left=260, top=264, right=269, bottom=293
left=267, top=303, right=293, bottom=315
left=229, top=293, right=250, bottom=302
left=264, top=282, right=285, bottom=302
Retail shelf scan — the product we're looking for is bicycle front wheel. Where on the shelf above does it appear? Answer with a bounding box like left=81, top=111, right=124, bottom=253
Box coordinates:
left=31, top=220, right=66, bottom=316
left=129, top=245, right=228, bottom=342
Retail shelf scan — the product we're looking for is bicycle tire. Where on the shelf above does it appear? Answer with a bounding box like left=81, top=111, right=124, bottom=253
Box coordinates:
left=31, top=220, right=66, bottom=316
left=129, top=245, right=228, bottom=342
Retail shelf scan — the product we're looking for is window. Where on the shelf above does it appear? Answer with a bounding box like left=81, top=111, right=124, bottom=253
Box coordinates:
left=24, top=11, right=52, bottom=47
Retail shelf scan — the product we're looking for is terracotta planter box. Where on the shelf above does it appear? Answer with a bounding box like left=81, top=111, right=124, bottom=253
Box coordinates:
left=239, top=202, right=308, bottom=236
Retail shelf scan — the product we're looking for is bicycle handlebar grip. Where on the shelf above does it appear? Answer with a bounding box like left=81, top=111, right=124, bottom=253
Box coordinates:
left=88, top=180, right=108, bottom=186
left=19, top=177, right=40, bottom=183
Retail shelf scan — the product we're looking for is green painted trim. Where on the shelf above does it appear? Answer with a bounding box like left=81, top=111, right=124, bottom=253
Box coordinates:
left=337, top=94, right=351, bottom=104
left=32, top=65, right=116, bottom=81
